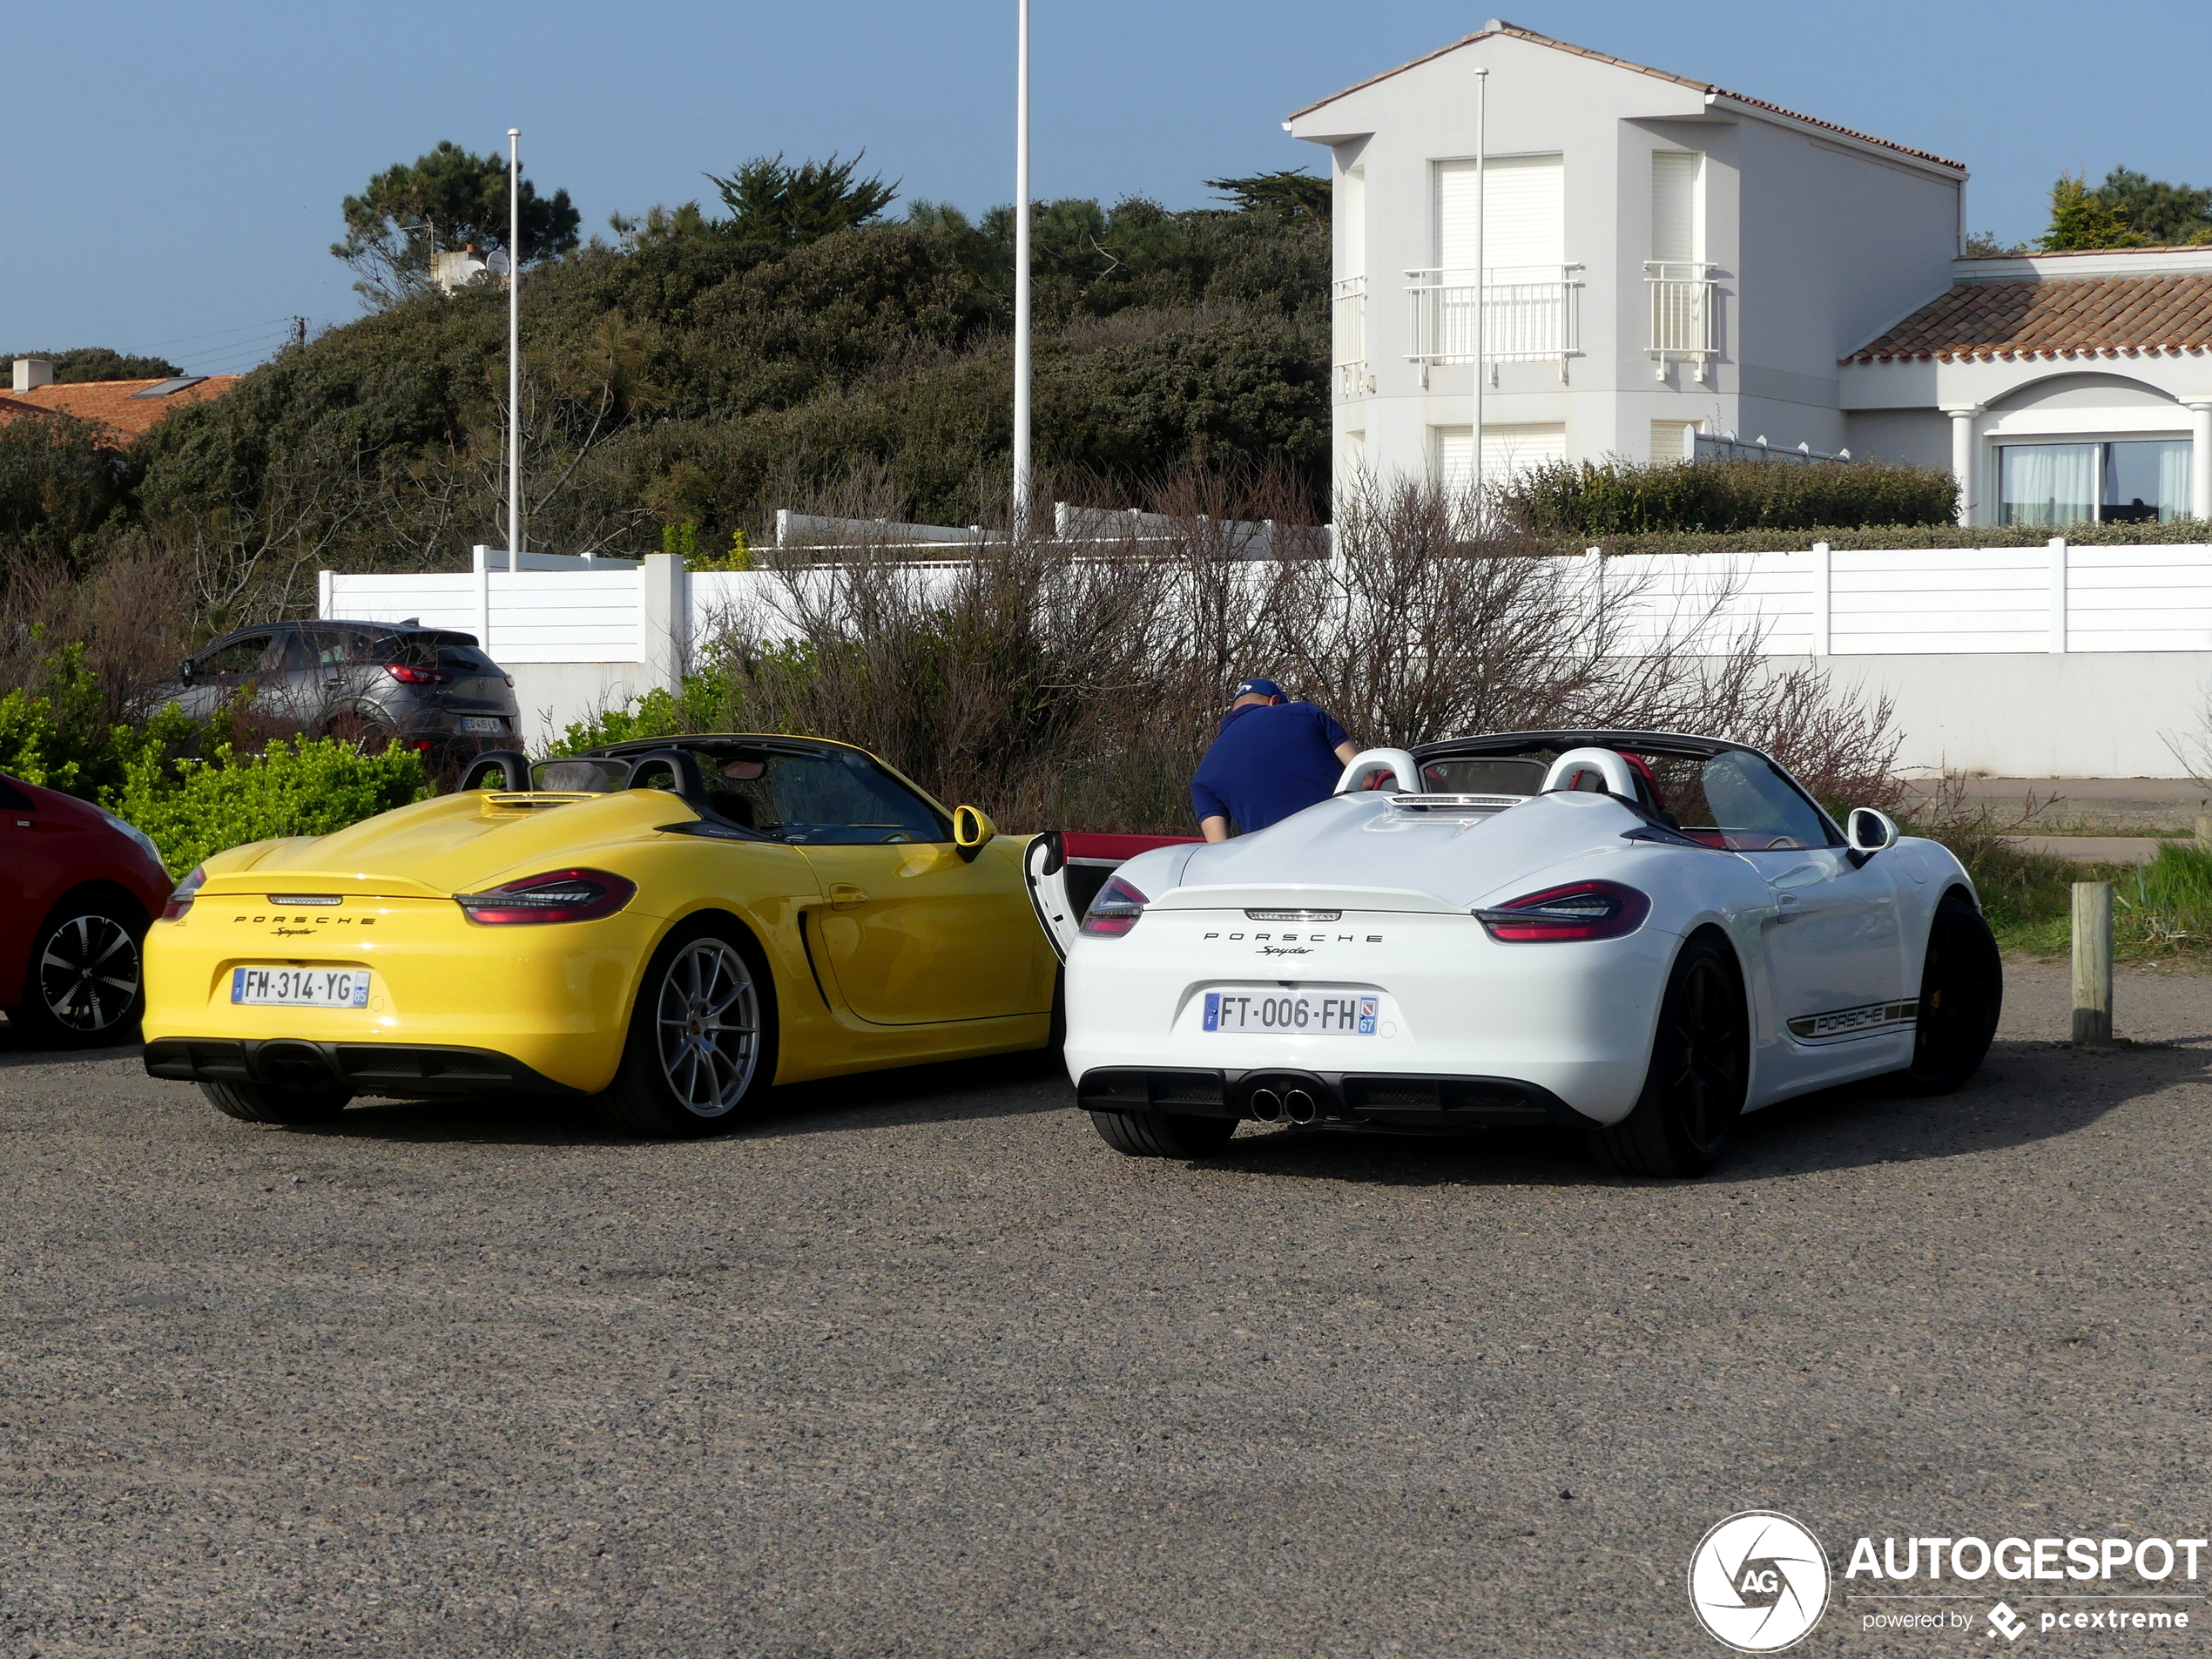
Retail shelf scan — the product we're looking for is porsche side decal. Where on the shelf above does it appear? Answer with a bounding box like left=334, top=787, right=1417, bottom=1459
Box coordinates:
left=1786, top=998, right=1919, bottom=1042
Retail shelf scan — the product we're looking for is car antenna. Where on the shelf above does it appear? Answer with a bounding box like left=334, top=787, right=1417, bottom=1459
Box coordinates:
left=401, top=617, right=420, bottom=625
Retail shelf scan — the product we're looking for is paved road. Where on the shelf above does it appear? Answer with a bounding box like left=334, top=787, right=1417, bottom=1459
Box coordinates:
left=2, top=959, right=2208, bottom=1656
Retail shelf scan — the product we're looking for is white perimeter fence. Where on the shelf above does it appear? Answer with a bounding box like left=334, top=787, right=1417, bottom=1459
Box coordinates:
left=323, top=536, right=2212, bottom=779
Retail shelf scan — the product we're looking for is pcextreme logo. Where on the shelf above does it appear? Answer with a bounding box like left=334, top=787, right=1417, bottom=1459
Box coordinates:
left=1689, top=1512, right=1831, bottom=1652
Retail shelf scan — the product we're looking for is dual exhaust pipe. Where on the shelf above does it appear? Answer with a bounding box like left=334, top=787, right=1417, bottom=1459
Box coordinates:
left=1248, top=1085, right=1321, bottom=1125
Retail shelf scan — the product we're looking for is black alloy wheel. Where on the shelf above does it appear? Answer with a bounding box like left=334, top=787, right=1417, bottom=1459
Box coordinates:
left=1587, top=934, right=1750, bottom=1178
left=1897, top=892, right=2003, bottom=1096
left=11, top=900, right=146, bottom=1048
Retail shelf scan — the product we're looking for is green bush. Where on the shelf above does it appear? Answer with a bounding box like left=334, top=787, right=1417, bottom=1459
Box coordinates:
left=0, top=642, right=196, bottom=799
left=544, top=641, right=822, bottom=758
left=1500, top=457, right=1958, bottom=536
left=1912, top=830, right=2212, bottom=961
left=106, top=738, right=430, bottom=874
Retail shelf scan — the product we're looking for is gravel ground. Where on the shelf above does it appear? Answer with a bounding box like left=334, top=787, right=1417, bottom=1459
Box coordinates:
left=1, top=956, right=2208, bottom=1657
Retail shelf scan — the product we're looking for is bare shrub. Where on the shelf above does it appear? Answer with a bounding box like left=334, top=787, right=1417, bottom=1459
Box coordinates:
left=686, top=468, right=1906, bottom=833
left=0, top=538, right=201, bottom=724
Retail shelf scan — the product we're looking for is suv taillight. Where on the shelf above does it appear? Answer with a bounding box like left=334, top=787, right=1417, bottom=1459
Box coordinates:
left=1081, top=875, right=1148, bottom=937
left=1475, top=880, right=1649, bottom=942
left=455, top=868, right=637, bottom=925
left=162, top=865, right=206, bottom=921
left=386, top=664, right=451, bottom=685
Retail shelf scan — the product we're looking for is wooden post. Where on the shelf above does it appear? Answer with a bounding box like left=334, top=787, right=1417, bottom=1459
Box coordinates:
left=2071, top=881, right=2114, bottom=1048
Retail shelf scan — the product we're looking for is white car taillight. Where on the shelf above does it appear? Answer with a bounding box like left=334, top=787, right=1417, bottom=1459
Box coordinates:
left=1081, top=875, right=1148, bottom=937
left=1474, top=879, right=1649, bottom=942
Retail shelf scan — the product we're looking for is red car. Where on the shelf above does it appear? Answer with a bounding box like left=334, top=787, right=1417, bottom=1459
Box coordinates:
left=2, top=773, right=173, bottom=1047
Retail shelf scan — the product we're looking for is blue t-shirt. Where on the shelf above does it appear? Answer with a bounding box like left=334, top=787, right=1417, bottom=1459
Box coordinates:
left=1190, top=701, right=1352, bottom=834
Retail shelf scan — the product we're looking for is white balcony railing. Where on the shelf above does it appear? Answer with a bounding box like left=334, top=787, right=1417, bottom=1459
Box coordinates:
left=1332, top=274, right=1367, bottom=400
left=1403, top=265, right=1581, bottom=376
left=1645, top=260, right=1718, bottom=380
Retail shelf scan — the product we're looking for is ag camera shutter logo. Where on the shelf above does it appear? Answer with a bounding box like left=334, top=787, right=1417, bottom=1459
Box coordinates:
left=1689, top=1512, right=1831, bottom=1651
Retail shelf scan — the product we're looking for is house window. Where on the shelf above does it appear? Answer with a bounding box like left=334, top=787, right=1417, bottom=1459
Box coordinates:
left=1433, top=423, right=1567, bottom=493
left=1651, top=152, right=1703, bottom=263
left=1999, top=440, right=2192, bottom=526
left=1650, top=419, right=1698, bottom=463
left=1434, top=154, right=1564, bottom=273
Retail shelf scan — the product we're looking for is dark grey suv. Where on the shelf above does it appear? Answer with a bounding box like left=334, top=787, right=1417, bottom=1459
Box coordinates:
left=165, top=620, right=522, bottom=755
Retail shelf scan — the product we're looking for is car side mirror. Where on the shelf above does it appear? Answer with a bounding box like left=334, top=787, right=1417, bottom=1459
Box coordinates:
left=952, top=804, right=996, bottom=860
left=1845, top=807, right=1899, bottom=866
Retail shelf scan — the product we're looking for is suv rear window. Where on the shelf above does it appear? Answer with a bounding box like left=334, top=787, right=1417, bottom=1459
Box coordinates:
left=379, top=632, right=496, bottom=671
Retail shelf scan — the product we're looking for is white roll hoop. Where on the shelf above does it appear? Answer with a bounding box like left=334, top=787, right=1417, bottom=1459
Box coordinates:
left=1540, top=746, right=1639, bottom=799
left=1333, top=747, right=1422, bottom=796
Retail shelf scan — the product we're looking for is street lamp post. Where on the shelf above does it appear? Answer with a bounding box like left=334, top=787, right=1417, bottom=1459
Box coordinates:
left=508, top=127, right=523, bottom=561
left=1469, top=67, right=1487, bottom=527
left=1011, top=0, right=1031, bottom=537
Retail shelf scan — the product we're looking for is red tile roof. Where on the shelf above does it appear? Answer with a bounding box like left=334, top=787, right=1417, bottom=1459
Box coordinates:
left=0, top=375, right=241, bottom=439
left=1848, top=274, right=2212, bottom=362
left=1288, top=23, right=1966, bottom=174
left=0, top=393, right=53, bottom=423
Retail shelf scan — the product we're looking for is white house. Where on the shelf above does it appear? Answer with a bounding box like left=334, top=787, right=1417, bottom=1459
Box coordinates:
left=1844, top=247, right=2212, bottom=526
left=1290, top=20, right=2212, bottom=525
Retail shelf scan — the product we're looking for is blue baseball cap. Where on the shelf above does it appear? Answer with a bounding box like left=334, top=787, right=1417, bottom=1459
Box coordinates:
left=1232, top=678, right=1283, bottom=702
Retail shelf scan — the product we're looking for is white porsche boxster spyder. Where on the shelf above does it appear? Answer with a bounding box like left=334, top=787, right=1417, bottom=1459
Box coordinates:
left=1029, top=731, right=2002, bottom=1177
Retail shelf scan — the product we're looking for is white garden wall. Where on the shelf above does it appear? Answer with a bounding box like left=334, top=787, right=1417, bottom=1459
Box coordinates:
left=324, top=542, right=2212, bottom=777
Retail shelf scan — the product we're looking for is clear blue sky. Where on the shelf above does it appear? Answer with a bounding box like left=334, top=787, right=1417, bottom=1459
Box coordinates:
left=5, top=0, right=2205, bottom=374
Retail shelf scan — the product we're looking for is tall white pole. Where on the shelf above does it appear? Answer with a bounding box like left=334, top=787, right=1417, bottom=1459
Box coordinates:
left=1470, top=68, right=1487, bottom=529
left=1011, top=0, right=1032, bottom=537
left=507, top=127, right=523, bottom=560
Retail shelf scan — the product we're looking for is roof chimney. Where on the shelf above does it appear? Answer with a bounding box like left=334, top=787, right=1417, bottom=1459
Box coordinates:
left=12, top=358, right=54, bottom=393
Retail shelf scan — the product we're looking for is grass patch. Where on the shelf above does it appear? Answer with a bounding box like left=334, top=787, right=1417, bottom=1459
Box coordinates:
left=1923, top=833, right=2212, bottom=960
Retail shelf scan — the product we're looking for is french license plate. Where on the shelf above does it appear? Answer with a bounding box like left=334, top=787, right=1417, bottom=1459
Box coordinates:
left=231, top=966, right=371, bottom=1008
left=459, top=716, right=503, bottom=733
left=1203, top=990, right=1378, bottom=1035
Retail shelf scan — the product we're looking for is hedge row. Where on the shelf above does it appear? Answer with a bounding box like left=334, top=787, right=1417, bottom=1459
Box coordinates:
left=1502, top=516, right=2212, bottom=557
left=1498, top=457, right=1959, bottom=536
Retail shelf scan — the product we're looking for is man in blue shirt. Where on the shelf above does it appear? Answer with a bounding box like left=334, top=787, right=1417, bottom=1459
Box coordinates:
left=1190, top=678, right=1360, bottom=841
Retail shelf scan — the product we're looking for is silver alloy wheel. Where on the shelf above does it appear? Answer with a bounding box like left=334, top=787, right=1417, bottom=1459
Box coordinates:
left=38, top=914, right=140, bottom=1033
left=652, top=938, right=760, bottom=1117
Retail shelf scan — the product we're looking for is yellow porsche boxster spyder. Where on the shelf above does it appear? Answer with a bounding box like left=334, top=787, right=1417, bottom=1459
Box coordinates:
left=141, top=736, right=1062, bottom=1137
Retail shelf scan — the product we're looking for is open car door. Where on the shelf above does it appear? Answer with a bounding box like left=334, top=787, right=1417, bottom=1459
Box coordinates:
left=1025, top=831, right=1204, bottom=961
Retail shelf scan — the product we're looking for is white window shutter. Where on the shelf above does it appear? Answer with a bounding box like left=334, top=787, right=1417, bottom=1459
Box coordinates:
left=1651, top=152, right=1702, bottom=263
left=1434, top=423, right=1568, bottom=492
left=1339, top=167, right=1366, bottom=281
left=1649, top=419, right=1697, bottom=462
left=1435, top=154, right=1563, bottom=273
